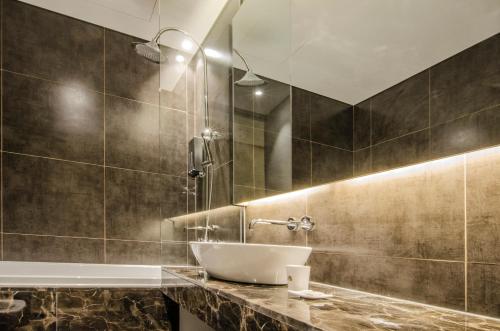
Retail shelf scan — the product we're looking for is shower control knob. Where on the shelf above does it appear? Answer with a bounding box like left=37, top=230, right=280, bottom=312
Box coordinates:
left=188, top=168, right=204, bottom=178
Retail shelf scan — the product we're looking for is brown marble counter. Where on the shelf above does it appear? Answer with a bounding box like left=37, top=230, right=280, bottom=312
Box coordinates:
left=162, top=266, right=500, bottom=331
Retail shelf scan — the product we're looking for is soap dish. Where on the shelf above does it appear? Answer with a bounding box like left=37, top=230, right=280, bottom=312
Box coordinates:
left=288, top=289, right=333, bottom=300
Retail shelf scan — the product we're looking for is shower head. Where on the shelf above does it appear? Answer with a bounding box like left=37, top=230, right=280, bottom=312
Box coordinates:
left=233, top=49, right=266, bottom=87
left=235, top=71, right=266, bottom=87
left=132, top=40, right=166, bottom=64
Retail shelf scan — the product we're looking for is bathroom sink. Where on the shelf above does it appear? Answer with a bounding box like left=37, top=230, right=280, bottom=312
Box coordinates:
left=189, top=242, right=311, bottom=285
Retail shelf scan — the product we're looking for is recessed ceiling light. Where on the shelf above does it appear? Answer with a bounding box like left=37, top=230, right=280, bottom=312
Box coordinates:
left=182, top=39, right=193, bottom=50
left=204, top=48, right=222, bottom=59
left=255, top=90, right=263, bottom=96
left=175, top=55, right=185, bottom=63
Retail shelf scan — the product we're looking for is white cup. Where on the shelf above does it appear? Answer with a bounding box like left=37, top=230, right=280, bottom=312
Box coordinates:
left=286, top=265, right=310, bottom=291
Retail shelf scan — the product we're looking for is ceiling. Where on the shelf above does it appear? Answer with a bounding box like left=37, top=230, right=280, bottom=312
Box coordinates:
left=233, top=0, right=500, bottom=105
left=20, top=0, right=228, bottom=54
left=20, top=0, right=229, bottom=91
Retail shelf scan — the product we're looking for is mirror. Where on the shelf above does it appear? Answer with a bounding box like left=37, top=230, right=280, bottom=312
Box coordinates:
left=232, top=0, right=500, bottom=204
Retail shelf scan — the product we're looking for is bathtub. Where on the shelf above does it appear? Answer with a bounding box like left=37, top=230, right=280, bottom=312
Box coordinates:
left=0, top=262, right=162, bottom=288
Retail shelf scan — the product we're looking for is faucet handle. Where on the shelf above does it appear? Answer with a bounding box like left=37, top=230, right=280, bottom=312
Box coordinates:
left=286, top=217, right=300, bottom=231
left=300, top=216, right=315, bottom=231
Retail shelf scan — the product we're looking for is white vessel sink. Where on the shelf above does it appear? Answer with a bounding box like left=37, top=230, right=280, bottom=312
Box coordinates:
left=189, top=242, right=312, bottom=285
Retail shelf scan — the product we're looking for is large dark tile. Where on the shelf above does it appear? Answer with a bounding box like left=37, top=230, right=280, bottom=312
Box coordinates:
left=161, top=215, right=188, bottom=242
left=211, top=163, right=232, bottom=209
left=431, top=33, right=500, bottom=126
left=56, top=288, right=170, bottom=330
left=353, top=100, right=371, bottom=150
left=105, top=30, right=159, bottom=104
left=234, top=124, right=254, bottom=187
left=106, top=240, right=161, bottom=265
left=205, top=206, right=241, bottom=242
left=309, top=252, right=465, bottom=310
left=466, top=147, right=500, bottom=264
left=431, top=106, right=500, bottom=159
left=311, top=143, right=353, bottom=185
left=372, top=129, right=429, bottom=172
left=307, top=155, right=465, bottom=260
left=467, top=263, right=500, bottom=318
left=233, top=185, right=254, bottom=204
left=371, top=70, right=429, bottom=144
left=3, top=153, right=104, bottom=237
left=292, top=138, right=311, bottom=190
left=292, top=87, right=311, bottom=140
left=160, top=55, right=187, bottom=111
left=310, top=93, right=353, bottom=150
left=3, top=0, right=104, bottom=91
left=3, top=72, right=104, bottom=164
left=0, top=288, right=56, bottom=331
left=160, top=175, right=188, bottom=219
left=263, top=94, right=291, bottom=135
left=264, top=130, right=292, bottom=192
left=160, top=108, right=187, bottom=176
left=105, top=168, right=162, bottom=242
left=353, top=148, right=371, bottom=176
left=161, top=242, right=188, bottom=265
left=3, top=234, right=104, bottom=263
left=105, top=95, right=160, bottom=172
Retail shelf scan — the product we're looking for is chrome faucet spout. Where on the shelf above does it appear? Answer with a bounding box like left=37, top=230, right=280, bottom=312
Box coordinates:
left=248, top=216, right=315, bottom=232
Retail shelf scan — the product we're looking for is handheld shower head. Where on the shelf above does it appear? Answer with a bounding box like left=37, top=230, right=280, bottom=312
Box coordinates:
left=132, top=40, right=166, bottom=64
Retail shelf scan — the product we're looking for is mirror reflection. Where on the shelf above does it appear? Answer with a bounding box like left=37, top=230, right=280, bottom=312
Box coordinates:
left=232, top=0, right=500, bottom=204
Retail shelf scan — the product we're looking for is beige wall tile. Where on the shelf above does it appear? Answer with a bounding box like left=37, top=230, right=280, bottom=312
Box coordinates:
left=466, top=148, right=500, bottom=264
left=307, top=156, right=465, bottom=260
left=309, top=251, right=465, bottom=310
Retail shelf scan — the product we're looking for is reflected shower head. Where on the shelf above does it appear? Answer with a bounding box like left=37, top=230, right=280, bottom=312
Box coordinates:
left=233, top=49, right=266, bottom=87
left=132, top=40, right=166, bottom=64
left=235, top=70, right=266, bottom=87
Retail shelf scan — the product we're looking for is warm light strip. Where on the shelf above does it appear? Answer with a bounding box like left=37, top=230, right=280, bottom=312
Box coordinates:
left=239, top=144, right=500, bottom=206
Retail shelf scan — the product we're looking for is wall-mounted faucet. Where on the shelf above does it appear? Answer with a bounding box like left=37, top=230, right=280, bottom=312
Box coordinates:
left=249, top=216, right=315, bottom=232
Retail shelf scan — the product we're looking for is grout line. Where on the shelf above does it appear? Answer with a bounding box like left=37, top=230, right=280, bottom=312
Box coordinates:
left=0, top=152, right=189, bottom=182
left=0, top=69, right=105, bottom=95
left=3, top=232, right=105, bottom=240
left=184, top=62, right=189, bottom=248
left=107, top=238, right=162, bottom=244
left=308, top=93, right=313, bottom=187
left=428, top=69, right=432, bottom=155
left=105, top=164, right=185, bottom=178
left=103, top=27, right=107, bottom=264
left=369, top=99, right=373, bottom=170
left=311, top=249, right=466, bottom=264
left=464, top=154, right=468, bottom=311
left=2, top=151, right=104, bottom=167
left=1, top=0, right=3, bottom=260
left=0, top=69, right=187, bottom=113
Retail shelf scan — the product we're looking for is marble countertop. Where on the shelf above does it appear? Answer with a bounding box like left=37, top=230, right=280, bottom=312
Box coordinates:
left=162, top=266, right=500, bottom=331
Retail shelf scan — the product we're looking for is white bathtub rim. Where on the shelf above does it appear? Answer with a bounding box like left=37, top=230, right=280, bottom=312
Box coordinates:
left=0, top=261, right=163, bottom=288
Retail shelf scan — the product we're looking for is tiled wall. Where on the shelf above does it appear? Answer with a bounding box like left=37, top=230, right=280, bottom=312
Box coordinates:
left=0, top=0, right=191, bottom=264
left=245, top=33, right=500, bottom=318
left=353, top=33, right=500, bottom=176
left=233, top=71, right=354, bottom=203
left=246, top=145, right=500, bottom=317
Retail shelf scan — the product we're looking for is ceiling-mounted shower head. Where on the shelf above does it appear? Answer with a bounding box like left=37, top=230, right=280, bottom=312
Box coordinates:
left=132, top=40, right=166, bottom=64
left=235, top=70, right=266, bottom=87
left=233, top=49, right=266, bottom=87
